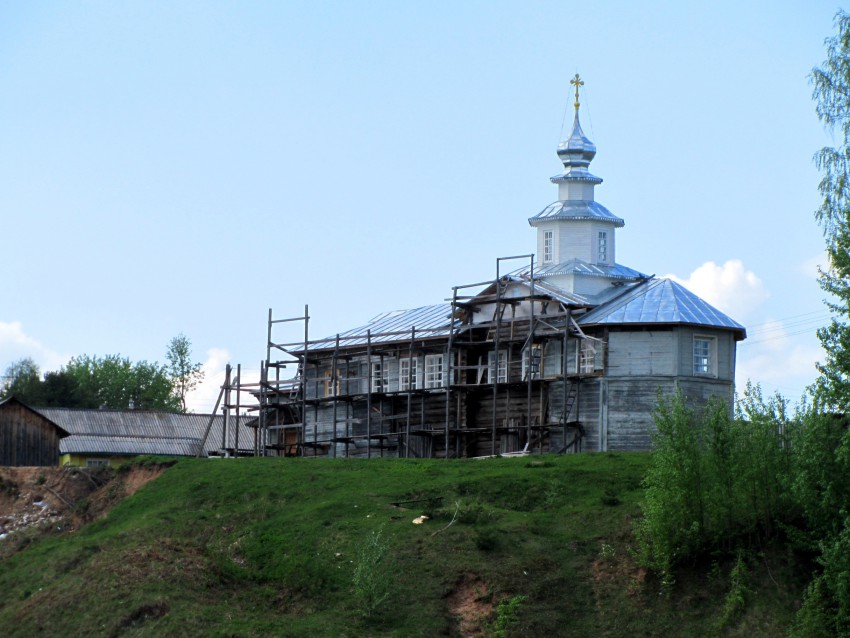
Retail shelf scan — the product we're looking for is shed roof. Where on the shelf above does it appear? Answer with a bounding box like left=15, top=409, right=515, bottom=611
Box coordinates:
left=59, top=435, right=204, bottom=457
left=34, top=408, right=254, bottom=456
left=576, top=278, right=746, bottom=338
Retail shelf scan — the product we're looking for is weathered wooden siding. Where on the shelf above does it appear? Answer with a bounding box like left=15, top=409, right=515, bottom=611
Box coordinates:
left=603, top=375, right=734, bottom=452
left=607, top=330, right=676, bottom=377
left=0, top=401, right=63, bottom=466
left=676, top=377, right=735, bottom=409
left=279, top=322, right=740, bottom=457
left=674, top=328, right=736, bottom=380
left=605, top=377, right=674, bottom=451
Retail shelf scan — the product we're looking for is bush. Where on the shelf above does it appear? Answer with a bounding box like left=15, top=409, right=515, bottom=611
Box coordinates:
left=635, top=385, right=794, bottom=579
left=352, top=527, right=392, bottom=619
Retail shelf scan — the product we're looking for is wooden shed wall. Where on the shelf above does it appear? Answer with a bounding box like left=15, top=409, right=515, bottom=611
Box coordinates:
left=0, top=403, right=62, bottom=466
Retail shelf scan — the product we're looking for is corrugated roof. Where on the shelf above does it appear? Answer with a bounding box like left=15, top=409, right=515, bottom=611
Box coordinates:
left=60, top=435, right=204, bottom=457
left=35, top=408, right=255, bottom=456
left=312, top=303, right=457, bottom=350
left=528, top=200, right=624, bottom=227
left=576, top=278, right=747, bottom=337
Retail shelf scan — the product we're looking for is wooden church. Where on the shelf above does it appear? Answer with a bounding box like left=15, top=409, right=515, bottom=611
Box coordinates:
left=251, top=77, right=746, bottom=458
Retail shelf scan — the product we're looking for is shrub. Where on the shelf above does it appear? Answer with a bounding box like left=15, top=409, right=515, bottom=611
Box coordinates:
left=352, top=527, right=392, bottom=619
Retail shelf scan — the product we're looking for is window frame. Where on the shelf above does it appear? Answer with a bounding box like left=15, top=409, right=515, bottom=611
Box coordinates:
left=424, top=354, right=445, bottom=389
left=693, top=335, right=716, bottom=377
left=598, top=230, right=608, bottom=264
left=488, top=349, right=508, bottom=383
left=579, top=340, right=596, bottom=374
left=522, top=345, right=542, bottom=381
left=543, top=230, right=554, bottom=264
left=370, top=358, right=389, bottom=393
left=399, top=357, right=420, bottom=391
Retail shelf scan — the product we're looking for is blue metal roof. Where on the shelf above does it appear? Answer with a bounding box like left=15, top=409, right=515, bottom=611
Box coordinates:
left=576, top=278, right=746, bottom=337
left=313, top=303, right=457, bottom=350
left=528, top=200, right=625, bottom=227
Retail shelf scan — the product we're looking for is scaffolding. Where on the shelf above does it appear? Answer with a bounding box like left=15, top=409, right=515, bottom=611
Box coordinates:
left=209, top=256, right=604, bottom=459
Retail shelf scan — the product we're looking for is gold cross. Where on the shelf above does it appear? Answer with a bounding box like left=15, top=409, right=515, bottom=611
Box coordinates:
left=570, top=73, right=584, bottom=111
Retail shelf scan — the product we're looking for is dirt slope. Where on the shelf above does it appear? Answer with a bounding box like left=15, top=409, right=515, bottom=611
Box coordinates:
left=0, top=463, right=167, bottom=546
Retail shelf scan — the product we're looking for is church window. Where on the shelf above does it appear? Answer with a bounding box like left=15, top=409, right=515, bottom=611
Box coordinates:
left=693, top=336, right=716, bottom=376
left=598, top=231, right=608, bottom=263
left=488, top=350, right=508, bottom=383
left=424, top=354, right=444, bottom=388
left=579, top=340, right=596, bottom=374
left=543, top=230, right=554, bottom=264
left=370, top=359, right=389, bottom=393
left=399, top=357, right=420, bottom=391
left=522, top=345, right=542, bottom=380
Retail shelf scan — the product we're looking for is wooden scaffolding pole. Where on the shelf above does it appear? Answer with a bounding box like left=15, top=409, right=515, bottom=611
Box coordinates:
left=444, top=287, right=457, bottom=458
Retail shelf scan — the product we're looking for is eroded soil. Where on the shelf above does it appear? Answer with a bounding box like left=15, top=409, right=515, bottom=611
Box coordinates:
left=0, top=463, right=168, bottom=556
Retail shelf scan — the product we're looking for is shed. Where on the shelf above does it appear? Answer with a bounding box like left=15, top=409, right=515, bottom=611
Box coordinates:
left=0, top=397, right=68, bottom=466
left=34, top=408, right=256, bottom=467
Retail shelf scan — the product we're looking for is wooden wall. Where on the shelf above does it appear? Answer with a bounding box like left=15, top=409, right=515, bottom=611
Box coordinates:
left=0, top=401, right=63, bottom=466
left=285, top=324, right=740, bottom=457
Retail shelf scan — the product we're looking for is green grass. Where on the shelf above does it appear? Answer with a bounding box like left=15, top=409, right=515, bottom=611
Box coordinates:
left=0, top=454, right=806, bottom=637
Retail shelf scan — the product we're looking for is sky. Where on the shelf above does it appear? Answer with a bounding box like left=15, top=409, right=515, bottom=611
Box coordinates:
left=0, top=1, right=840, bottom=411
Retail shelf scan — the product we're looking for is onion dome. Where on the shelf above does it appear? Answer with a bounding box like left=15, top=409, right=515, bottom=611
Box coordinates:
left=556, top=111, right=598, bottom=173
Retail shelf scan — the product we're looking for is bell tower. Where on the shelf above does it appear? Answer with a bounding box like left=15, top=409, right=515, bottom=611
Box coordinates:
left=528, top=75, right=641, bottom=296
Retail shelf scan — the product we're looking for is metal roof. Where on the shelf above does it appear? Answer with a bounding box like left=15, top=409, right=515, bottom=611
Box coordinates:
left=555, top=111, right=597, bottom=168
left=576, top=278, right=747, bottom=337
left=312, top=303, right=457, bottom=350
left=512, top=258, right=646, bottom=281
left=35, top=408, right=255, bottom=456
left=528, top=200, right=625, bottom=227
left=504, top=275, right=593, bottom=306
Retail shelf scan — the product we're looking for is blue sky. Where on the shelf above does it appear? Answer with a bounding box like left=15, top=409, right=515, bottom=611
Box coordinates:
left=0, top=1, right=838, bottom=410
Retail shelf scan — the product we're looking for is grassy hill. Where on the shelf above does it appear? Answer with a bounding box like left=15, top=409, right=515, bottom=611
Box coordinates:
left=0, top=454, right=806, bottom=637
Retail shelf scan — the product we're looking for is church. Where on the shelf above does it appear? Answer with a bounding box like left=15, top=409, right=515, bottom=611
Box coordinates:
left=252, top=77, right=746, bottom=459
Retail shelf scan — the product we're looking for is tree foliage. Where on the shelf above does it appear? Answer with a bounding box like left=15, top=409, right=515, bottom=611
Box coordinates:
left=64, top=354, right=180, bottom=411
left=634, top=389, right=850, bottom=635
left=0, top=340, right=194, bottom=412
left=165, top=333, right=204, bottom=413
left=634, top=385, right=794, bottom=581
left=0, top=358, right=42, bottom=403
left=787, top=12, right=850, bottom=634
left=812, top=10, right=850, bottom=412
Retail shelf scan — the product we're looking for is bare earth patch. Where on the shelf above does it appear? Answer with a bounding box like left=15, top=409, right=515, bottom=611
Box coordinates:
left=0, top=462, right=170, bottom=554
left=446, top=574, right=494, bottom=638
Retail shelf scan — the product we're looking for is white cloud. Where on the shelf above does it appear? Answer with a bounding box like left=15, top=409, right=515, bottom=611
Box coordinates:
left=664, top=260, right=768, bottom=321
left=736, top=340, right=822, bottom=402
left=185, top=348, right=261, bottom=414
left=0, top=321, right=68, bottom=373
left=801, top=252, right=828, bottom=279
